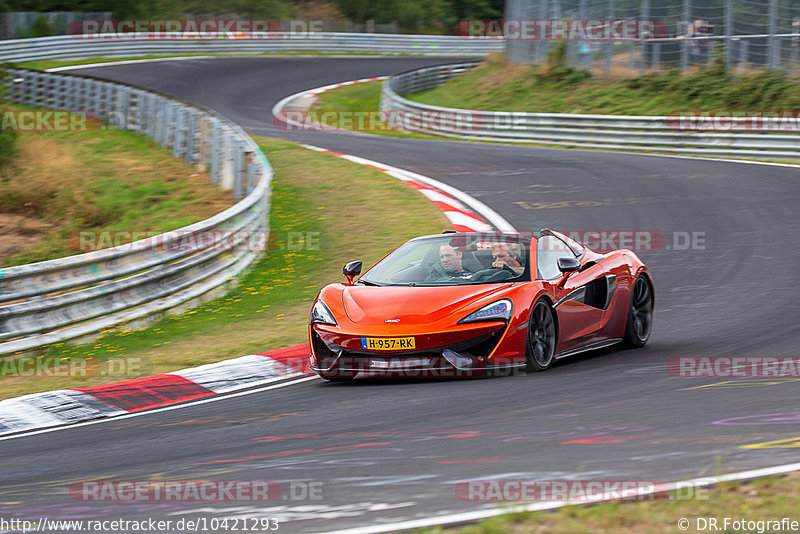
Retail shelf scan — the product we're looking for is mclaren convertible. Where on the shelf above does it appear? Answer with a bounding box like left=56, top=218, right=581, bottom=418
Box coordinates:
left=309, top=230, right=653, bottom=380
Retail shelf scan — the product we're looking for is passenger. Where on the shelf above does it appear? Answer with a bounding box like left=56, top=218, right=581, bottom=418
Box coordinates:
left=426, top=244, right=473, bottom=281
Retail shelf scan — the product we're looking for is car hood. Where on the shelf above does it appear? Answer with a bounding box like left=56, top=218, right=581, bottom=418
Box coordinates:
left=341, top=284, right=511, bottom=325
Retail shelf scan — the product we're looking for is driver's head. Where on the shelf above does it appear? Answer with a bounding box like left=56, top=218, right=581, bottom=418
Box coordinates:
left=492, top=243, right=522, bottom=266
left=439, top=244, right=464, bottom=273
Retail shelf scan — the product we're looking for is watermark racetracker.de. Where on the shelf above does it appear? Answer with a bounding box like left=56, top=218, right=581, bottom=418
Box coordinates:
left=454, top=19, right=668, bottom=40
left=667, top=357, right=800, bottom=378
left=69, top=230, right=321, bottom=253
left=69, top=480, right=325, bottom=502
left=455, top=479, right=710, bottom=502
left=0, top=357, right=148, bottom=379
left=67, top=19, right=326, bottom=39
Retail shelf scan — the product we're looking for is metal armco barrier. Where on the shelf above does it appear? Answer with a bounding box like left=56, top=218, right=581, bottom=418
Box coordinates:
left=381, top=62, right=800, bottom=159
left=0, top=33, right=501, bottom=62
left=0, top=69, right=272, bottom=355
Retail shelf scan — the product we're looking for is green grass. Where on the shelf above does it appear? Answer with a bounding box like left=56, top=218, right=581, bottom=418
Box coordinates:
left=0, top=136, right=449, bottom=399
left=309, top=79, right=437, bottom=140
left=0, top=103, right=230, bottom=266
left=407, top=53, right=800, bottom=115
left=416, top=472, right=800, bottom=533
left=309, top=79, right=464, bottom=141
left=311, top=55, right=800, bottom=165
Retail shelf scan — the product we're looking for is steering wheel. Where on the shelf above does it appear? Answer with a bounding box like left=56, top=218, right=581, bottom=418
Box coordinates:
left=471, top=268, right=513, bottom=282
left=501, top=263, right=516, bottom=275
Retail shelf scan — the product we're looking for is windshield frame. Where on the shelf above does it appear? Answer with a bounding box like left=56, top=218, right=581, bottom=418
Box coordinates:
left=358, top=233, right=532, bottom=287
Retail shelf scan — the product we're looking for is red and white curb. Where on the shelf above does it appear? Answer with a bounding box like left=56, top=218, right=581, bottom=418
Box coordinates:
left=271, top=76, right=388, bottom=131
left=272, top=77, right=515, bottom=232
left=301, top=144, right=514, bottom=233
left=0, top=77, right=513, bottom=438
left=0, top=344, right=310, bottom=436
left=300, top=76, right=388, bottom=96
left=303, top=145, right=515, bottom=232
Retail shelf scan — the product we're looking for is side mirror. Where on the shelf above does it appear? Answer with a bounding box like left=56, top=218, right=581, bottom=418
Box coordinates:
left=557, top=257, right=580, bottom=273
left=343, top=260, right=362, bottom=285
left=556, top=257, right=580, bottom=288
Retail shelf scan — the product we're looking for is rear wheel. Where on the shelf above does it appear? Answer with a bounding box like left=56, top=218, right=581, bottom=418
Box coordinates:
left=623, top=274, right=654, bottom=348
left=525, top=300, right=556, bottom=372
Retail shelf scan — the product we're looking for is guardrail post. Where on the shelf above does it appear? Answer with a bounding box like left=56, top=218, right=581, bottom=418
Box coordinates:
left=173, top=105, right=185, bottom=159
left=246, top=153, right=257, bottom=194
left=196, top=115, right=210, bottom=172
left=55, top=75, right=67, bottom=109
left=78, top=78, right=88, bottom=115
left=233, top=140, right=245, bottom=199
left=98, top=81, right=109, bottom=119
left=155, top=99, right=167, bottom=148
left=68, top=77, right=78, bottom=110
left=26, top=71, right=38, bottom=106
left=146, top=94, right=158, bottom=138
left=88, top=79, right=99, bottom=116
left=44, top=73, right=56, bottom=108
left=120, top=87, right=133, bottom=131
left=185, top=108, right=198, bottom=165
left=166, top=102, right=177, bottom=149
left=220, top=131, right=234, bottom=192
left=209, top=121, right=221, bottom=184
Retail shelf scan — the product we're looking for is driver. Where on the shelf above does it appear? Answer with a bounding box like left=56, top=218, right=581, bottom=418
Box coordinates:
left=491, top=242, right=524, bottom=275
left=426, top=244, right=473, bottom=281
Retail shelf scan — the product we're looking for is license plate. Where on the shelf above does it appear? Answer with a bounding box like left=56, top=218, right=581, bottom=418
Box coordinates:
left=361, top=337, right=415, bottom=351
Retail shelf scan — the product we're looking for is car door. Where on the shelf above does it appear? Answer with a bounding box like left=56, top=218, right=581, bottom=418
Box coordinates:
left=536, top=234, right=608, bottom=354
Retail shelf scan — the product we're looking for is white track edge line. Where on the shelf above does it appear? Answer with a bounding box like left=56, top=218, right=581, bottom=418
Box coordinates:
left=271, top=77, right=794, bottom=231
left=45, top=56, right=216, bottom=71
left=0, top=375, right=317, bottom=441
left=301, top=144, right=516, bottom=232
left=323, top=461, right=800, bottom=534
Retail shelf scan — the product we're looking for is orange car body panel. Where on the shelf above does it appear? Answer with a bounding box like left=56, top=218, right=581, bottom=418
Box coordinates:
left=309, top=232, right=651, bottom=373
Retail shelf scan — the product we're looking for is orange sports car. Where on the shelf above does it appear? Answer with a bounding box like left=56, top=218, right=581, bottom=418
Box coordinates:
left=309, top=230, right=653, bottom=380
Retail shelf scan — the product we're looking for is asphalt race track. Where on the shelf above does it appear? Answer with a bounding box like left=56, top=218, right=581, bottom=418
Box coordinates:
left=2, top=57, right=800, bottom=533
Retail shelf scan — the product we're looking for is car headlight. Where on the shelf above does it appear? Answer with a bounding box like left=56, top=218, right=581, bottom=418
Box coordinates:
left=458, top=299, right=513, bottom=324
left=310, top=300, right=337, bottom=326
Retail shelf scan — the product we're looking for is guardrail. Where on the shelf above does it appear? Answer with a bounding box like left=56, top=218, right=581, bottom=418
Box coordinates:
left=0, top=68, right=271, bottom=356
left=0, top=33, right=501, bottom=63
left=381, top=62, right=800, bottom=160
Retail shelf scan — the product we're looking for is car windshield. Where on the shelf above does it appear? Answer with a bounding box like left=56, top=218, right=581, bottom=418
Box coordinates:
left=359, top=233, right=528, bottom=286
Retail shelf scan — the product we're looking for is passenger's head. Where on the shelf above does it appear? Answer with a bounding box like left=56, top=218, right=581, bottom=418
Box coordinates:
left=439, top=244, right=464, bottom=273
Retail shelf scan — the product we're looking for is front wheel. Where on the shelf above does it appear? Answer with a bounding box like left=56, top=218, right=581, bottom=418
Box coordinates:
left=317, top=368, right=356, bottom=381
left=525, top=300, right=557, bottom=372
left=623, top=274, right=654, bottom=348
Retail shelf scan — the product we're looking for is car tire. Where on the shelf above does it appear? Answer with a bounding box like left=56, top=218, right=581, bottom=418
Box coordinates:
left=622, top=274, right=654, bottom=348
left=317, top=368, right=356, bottom=381
left=525, top=299, right=557, bottom=372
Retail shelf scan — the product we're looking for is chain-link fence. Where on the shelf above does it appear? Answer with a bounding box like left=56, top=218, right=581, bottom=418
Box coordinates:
left=504, top=0, right=800, bottom=74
